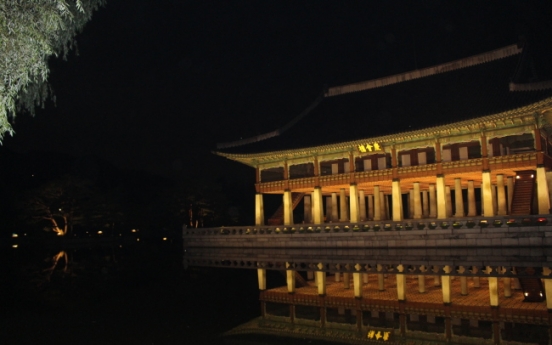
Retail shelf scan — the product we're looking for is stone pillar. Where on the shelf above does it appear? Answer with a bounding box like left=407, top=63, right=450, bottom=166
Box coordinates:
left=339, top=189, right=349, bottom=222
left=373, top=186, right=381, bottom=221
left=467, top=180, right=476, bottom=216
left=454, top=178, right=465, bottom=217
left=367, top=194, right=374, bottom=220
left=283, top=189, right=294, bottom=225
left=503, top=277, right=512, bottom=298
left=303, top=195, right=312, bottom=223
left=257, top=268, right=267, bottom=290
left=331, top=193, right=338, bottom=222
left=313, top=187, right=324, bottom=224
left=497, top=174, right=507, bottom=216
left=482, top=170, right=494, bottom=217
left=286, top=269, right=296, bottom=293
left=422, top=190, right=429, bottom=218
left=255, top=193, right=265, bottom=226
left=460, top=276, right=468, bottom=296
left=445, top=185, right=453, bottom=217
left=507, top=176, right=514, bottom=214
left=436, top=176, right=447, bottom=219
left=537, top=166, right=550, bottom=214
left=343, top=272, right=350, bottom=289
left=489, top=276, right=499, bottom=307
left=317, top=270, right=326, bottom=296
left=359, top=190, right=367, bottom=221
left=349, top=183, right=360, bottom=223
left=429, top=184, right=437, bottom=218
left=392, top=179, right=403, bottom=221
left=353, top=272, right=363, bottom=298
left=414, top=182, right=422, bottom=219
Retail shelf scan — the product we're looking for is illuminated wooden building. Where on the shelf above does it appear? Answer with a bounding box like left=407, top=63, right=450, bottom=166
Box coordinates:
left=188, top=44, right=552, bottom=344
left=216, top=44, right=552, bottom=227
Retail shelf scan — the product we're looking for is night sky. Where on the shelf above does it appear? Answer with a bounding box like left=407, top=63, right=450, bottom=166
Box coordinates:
left=4, top=1, right=552, bottom=184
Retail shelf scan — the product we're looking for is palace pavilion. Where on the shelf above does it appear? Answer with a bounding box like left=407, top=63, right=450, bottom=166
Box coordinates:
left=184, top=43, right=552, bottom=344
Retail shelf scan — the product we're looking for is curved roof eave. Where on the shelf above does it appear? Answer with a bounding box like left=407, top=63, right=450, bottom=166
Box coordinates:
left=214, top=97, right=552, bottom=168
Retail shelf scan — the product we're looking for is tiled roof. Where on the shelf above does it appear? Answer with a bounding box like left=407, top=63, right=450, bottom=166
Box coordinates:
left=218, top=44, right=552, bottom=156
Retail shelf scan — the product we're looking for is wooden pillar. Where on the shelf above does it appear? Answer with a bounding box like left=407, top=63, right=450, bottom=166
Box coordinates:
left=461, top=276, right=468, bottom=296
left=397, top=273, right=406, bottom=301
left=418, top=275, right=426, bottom=293
left=413, top=182, right=422, bottom=219
left=331, top=193, right=338, bottom=221
left=317, top=270, right=326, bottom=296
left=392, top=179, right=403, bottom=221
left=467, top=180, right=476, bottom=216
left=257, top=268, right=266, bottom=290
left=482, top=171, right=494, bottom=217
left=429, top=184, right=437, bottom=218
left=445, top=185, right=453, bottom=217
left=436, top=175, right=447, bottom=219
left=489, top=276, right=499, bottom=307
left=349, top=183, right=360, bottom=223
left=343, top=272, right=350, bottom=289
left=353, top=272, right=363, bottom=298
left=339, top=188, right=349, bottom=222
left=283, top=189, right=294, bottom=225
left=507, top=176, right=514, bottom=214
left=373, top=186, right=381, bottom=221
left=367, top=194, right=374, bottom=220
left=503, top=277, right=512, bottom=298
left=303, top=195, right=312, bottom=223
left=359, top=190, right=367, bottom=221
left=255, top=193, right=265, bottom=226
left=286, top=268, right=296, bottom=293
left=441, top=275, right=451, bottom=304
left=454, top=178, right=465, bottom=217
left=335, top=272, right=341, bottom=282
left=422, top=190, right=429, bottom=218
left=497, top=174, right=507, bottom=216
left=313, top=186, right=324, bottom=224
left=537, top=166, right=550, bottom=214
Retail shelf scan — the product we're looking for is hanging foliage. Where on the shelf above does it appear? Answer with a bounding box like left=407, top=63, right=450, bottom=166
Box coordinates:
left=0, top=0, right=104, bottom=141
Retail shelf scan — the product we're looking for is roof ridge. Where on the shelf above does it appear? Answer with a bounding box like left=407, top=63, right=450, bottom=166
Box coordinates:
left=326, top=44, right=522, bottom=97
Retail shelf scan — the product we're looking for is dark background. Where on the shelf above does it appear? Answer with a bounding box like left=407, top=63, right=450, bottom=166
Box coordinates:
left=5, top=1, right=552, bottom=183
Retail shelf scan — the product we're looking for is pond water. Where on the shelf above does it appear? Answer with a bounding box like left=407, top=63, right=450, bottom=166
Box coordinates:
left=1, top=239, right=272, bottom=345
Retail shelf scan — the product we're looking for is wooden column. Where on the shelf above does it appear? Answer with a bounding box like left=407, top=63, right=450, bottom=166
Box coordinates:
left=392, top=179, right=403, bottom=221
left=339, top=188, right=348, bottom=222
left=482, top=171, right=494, bottom=217
left=413, top=182, right=422, bottom=219
left=436, top=175, right=447, bottom=219
left=283, top=189, right=294, bottom=225
left=454, top=178, right=465, bottom=217
left=349, top=183, right=360, bottom=223
left=467, top=180, right=476, bottom=216
left=313, top=187, right=324, bottom=224
left=429, top=184, right=437, bottom=218
left=255, top=193, right=265, bottom=226
left=373, top=186, right=381, bottom=221
left=359, top=190, right=367, bottom=221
